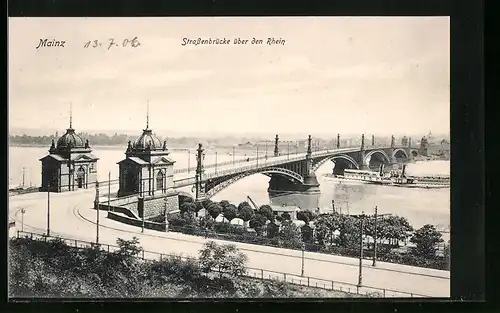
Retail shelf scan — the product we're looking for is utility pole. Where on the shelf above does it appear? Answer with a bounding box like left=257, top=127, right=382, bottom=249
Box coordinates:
left=141, top=209, right=145, bottom=233
left=301, top=243, right=305, bottom=276
left=373, top=206, right=378, bottom=266
left=256, top=145, right=259, bottom=168
left=233, top=146, right=235, bottom=165
left=358, top=211, right=365, bottom=289
left=21, top=208, right=26, bottom=232
left=95, top=181, right=100, bottom=245
left=47, top=183, right=51, bottom=236
left=108, top=172, right=111, bottom=211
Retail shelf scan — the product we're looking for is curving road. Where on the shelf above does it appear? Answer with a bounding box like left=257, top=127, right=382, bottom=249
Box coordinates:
left=9, top=188, right=450, bottom=298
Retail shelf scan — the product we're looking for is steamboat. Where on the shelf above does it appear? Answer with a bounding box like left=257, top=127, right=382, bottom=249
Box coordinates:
left=331, top=164, right=449, bottom=189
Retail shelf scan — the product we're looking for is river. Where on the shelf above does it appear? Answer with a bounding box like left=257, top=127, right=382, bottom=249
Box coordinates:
left=9, top=146, right=450, bottom=233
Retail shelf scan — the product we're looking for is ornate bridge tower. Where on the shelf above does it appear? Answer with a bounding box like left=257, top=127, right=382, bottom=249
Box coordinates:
left=301, top=135, right=321, bottom=191
left=274, top=134, right=279, bottom=157
left=360, top=134, right=367, bottom=169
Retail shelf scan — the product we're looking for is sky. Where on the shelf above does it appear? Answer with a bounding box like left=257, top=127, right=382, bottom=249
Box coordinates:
left=9, top=17, right=449, bottom=138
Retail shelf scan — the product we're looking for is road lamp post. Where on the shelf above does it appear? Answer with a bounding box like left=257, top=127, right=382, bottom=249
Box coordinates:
left=233, top=145, right=236, bottom=165
left=95, top=181, right=100, bottom=245
left=108, top=171, right=111, bottom=212
left=21, top=208, right=25, bottom=232
left=256, top=145, right=259, bottom=168
left=373, top=206, right=378, bottom=266
left=215, top=151, right=218, bottom=174
left=358, top=211, right=365, bottom=290
left=47, top=183, right=51, bottom=236
left=301, top=243, right=305, bottom=276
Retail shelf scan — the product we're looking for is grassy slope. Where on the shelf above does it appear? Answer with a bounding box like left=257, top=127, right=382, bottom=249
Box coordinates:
left=8, top=237, right=361, bottom=299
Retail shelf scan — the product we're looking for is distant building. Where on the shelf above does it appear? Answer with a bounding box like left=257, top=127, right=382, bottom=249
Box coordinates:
left=39, top=117, right=99, bottom=192
left=419, top=136, right=429, bottom=156
left=117, top=119, right=175, bottom=198
left=401, top=136, right=409, bottom=146
left=271, top=204, right=300, bottom=220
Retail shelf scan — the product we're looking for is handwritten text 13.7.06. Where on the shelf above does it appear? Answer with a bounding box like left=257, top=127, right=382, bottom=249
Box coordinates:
left=84, top=37, right=141, bottom=50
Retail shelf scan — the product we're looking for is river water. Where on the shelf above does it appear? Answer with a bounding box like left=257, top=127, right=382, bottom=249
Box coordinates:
left=9, top=146, right=450, bottom=232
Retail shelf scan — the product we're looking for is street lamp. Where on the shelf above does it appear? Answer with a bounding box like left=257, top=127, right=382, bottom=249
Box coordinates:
left=265, top=141, right=268, bottom=158
left=215, top=151, right=218, bottom=174
left=108, top=171, right=111, bottom=212
left=95, top=181, right=100, bottom=245
left=301, top=243, right=305, bottom=276
left=47, top=183, right=51, bottom=236
left=233, top=145, right=236, bottom=165
left=141, top=198, right=146, bottom=233
left=373, top=206, right=378, bottom=266
left=21, top=208, right=26, bottom=232
left=256, top=145, right=259, bottom=167
left=287, top=141, right=290, bottom=160
left=188, top=149, right=191, bottom=173
left=358, top=211, right=365, bottom=290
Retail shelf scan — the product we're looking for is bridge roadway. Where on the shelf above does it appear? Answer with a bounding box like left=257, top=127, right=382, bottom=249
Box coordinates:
left=9, top=189, right=450, bottom=298
left=172, top=147, right=373, bottom=188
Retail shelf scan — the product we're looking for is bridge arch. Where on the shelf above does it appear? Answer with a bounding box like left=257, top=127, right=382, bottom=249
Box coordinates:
left=392, top=148, right=409, bottom=159
left=205, top=167, right=304, bottom=199
left=363, top=150, right=392, bottom=167
left=312, top=154, right=360, bottom=173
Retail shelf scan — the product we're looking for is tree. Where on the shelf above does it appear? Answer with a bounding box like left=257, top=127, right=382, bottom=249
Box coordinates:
left=198, top=241, right=248, bottom=278
left=297, top=210, right=315, bottom=225
left=207, top=203, right=223, bottom=219
left=301, top=225, right=314, bottom=243
left=249, top=214, right=268, bottom=235
left=313, top=213, right=342, bottom=247
left=267, top=222, right=279, bottom=239
left=297, top=211, right=309, bottom=224
left=278, top=220, right=302, bottom=249
left=238, top=206, right=255, bottom=225
left=179, top=202, right=196, bottom=215
left=258, top=205, right=274, bottom=221
left=194, top=201, right=205, bottom=214
left=238, top=201, right=253, bottom=213
left=219, top=200, right=231, bottom=210
left=281, top=212, right=291, bottom=221
left=410, top=224, right=444, bottom=259
left=223, top=204, right=238, bottom=222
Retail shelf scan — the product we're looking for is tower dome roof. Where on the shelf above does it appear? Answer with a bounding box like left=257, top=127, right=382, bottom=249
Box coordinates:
left=57, top=128, right=86, bottom=148
left=132, top=128, right=163, bottom=150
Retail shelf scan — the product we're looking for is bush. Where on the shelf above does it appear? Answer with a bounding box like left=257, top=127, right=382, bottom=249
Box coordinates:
left=198, top=241, right=248, bottom=278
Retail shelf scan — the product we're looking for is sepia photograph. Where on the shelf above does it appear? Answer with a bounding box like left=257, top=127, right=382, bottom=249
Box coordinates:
left=8, top=17, right=450, bottom=299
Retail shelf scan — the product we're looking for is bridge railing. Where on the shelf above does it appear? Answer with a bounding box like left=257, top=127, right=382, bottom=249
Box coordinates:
left=13, top=230, right=426, bottom=298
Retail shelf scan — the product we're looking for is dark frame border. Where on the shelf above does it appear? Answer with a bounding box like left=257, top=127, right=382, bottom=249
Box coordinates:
left=4, top=0, right=485, bottom=312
